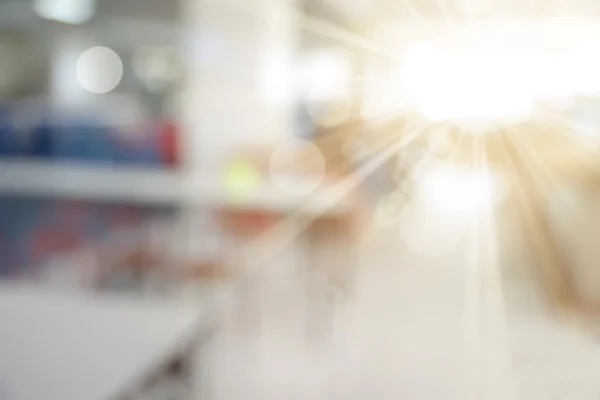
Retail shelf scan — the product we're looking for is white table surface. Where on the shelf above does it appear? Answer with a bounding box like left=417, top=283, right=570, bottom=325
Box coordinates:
left=0, top=284, right=209, bottom=400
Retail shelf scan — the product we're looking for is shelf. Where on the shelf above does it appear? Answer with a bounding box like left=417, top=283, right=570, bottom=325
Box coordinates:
left=0, top=160, right=357, bottom=213
left=0, top=160, right=182, bottom=204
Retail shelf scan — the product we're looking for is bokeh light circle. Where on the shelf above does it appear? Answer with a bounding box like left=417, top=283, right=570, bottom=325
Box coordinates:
left=77, top=46, right=123, bottom=94
left=132, top=46, right=179, bottom=90
left=269, top=138, right=325, bottom=195
left=399, top=200, right=465, bottom=257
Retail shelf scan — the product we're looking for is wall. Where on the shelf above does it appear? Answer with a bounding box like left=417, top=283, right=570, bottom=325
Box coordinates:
left=179, top=0, right=298, bottom=178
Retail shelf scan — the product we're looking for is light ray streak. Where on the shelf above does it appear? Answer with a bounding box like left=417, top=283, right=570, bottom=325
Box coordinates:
left=447, top=129, right=467, bottom=166
left=302, top=14, right=398, bottom=58
left=535, top=109, right=600, bottom=151
left=507, top=123, right=568, bottom=191
left=437, top=0, right=458, bottom=26
left=406, top=124, right=460, bottom=178
left=497, top=127, right=576, bottom=309
left=460, top=0, right=480, bottom=28
left=477, top=137, right=520, bottom=400
left=527, top=119, right=596, bottom=184
left=379, top=0, right=423, bottom=26
left=327, top=0, right=407, bottom=35
left=207, top=0, right=399, bottom=59
left=502, top=128, right=553, bottom=198
left=463, top=134, right=519, bottom=400
left=496, top=129, right=541, bottom=228
left=530, top=113, right=600, bottom=182
left=399, top=0, right=439, bottom=32
left=463, top=135, right=483, bottom=400
left=350, top=129, right=405, bottom=164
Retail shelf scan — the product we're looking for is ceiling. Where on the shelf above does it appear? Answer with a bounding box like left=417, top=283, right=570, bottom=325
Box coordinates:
left=0, top=0, right=179, bottom=24
left=0, top=0, right=181, bottom=51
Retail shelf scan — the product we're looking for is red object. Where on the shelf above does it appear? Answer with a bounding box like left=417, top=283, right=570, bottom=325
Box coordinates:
left=178, top=260, right=230, bottom=281
left=30, top=229, right=80, bottom=262
left=54, top=200, right=87, bottom=228
left=218, top=209, right=280, bottom=237
left=158, top=120, right=180, bottom=167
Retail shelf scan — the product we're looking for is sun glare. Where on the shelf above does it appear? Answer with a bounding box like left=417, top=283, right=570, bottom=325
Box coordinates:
left=401, top=41, right=535, bottom=128
left=398, top=25, right=600, bottom=130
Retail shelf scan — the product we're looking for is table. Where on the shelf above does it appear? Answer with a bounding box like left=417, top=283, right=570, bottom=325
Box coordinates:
left=0, top=284, right=212, bottom=400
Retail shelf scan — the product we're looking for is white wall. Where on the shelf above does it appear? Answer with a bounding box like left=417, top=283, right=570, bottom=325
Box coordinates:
left=179, top=0, right=298, bottom=179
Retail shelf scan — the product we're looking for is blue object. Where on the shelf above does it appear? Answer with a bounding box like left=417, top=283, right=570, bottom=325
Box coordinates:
left=114, top=128, right=162, bottom=167
left=30, top=123, right=54, bottom=158
left=52, top=124, right=86, bottom=160
left=80, top=125, right=116, bottom=164
left=0, top=108, right=15, bottom=156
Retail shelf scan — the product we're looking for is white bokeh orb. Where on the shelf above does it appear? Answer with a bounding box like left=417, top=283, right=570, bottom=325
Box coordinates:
left=269, top=138, right=326, bottom=195
left=77, top=46, right=123, bottom=94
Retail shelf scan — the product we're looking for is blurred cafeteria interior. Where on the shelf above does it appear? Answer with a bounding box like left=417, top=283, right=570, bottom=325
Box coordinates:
left=3, top=0, right=600, bottom=399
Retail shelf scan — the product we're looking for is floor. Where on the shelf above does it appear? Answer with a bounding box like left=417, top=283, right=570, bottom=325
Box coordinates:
left=199, top=206, right=600, bottom=400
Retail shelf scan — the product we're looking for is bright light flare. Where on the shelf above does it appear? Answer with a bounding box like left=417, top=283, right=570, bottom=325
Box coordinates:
left=566, top=41, right=600, bottom=97
left=400, top=42, right=535, bottom=127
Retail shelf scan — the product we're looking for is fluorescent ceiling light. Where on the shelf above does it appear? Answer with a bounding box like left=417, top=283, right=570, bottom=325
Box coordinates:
left=33, top=0, right=96, bottom=25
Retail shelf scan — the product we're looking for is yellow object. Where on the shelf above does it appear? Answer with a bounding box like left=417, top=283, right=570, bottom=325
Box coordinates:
left=223, top=158, right=261, bottom=201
